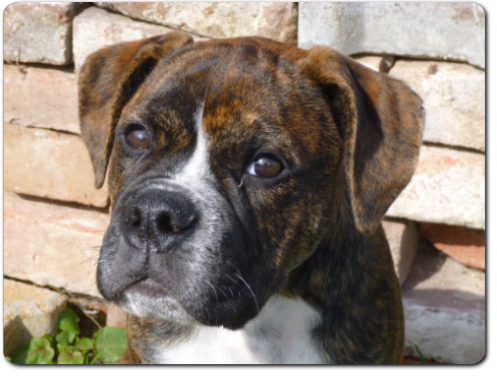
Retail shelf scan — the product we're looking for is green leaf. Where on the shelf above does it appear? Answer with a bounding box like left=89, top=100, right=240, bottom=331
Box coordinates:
left=57, top=343, right=65, bottom=353
left=11, top=338, right=55, bottom=364
left=56, top=330, right=75, bottom=346
left=93, top=327, right=128, bottom=363
left=57, top=307, right=80, bottom=336
left=42, top=333, right=56, bottom=349
left=75, top=337, right=93, bottom=352
left=57, top=349, right=84, bottom=364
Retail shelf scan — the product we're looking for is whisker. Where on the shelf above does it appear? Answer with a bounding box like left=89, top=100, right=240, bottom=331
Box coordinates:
left=72, top=245, right=103, bottom=266
left=78, top=255, right=100, bottom=267
left=203, top=281, right=219, bottom=323
left=225, top=275, right=243, bottom=298
left=205, top=280, right=219, bottom=307
left=217, top=285, right=237, bottom=316
left=234, top=272, right=259, bottom=314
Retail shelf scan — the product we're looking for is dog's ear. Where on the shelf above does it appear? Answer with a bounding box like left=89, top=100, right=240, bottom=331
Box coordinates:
left=78, top=32, right=194, bottom=188
left=302, top=47, right=425, bottom=235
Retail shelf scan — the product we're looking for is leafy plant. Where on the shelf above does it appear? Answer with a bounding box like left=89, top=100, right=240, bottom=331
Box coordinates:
left=10, top=307, right=127, bottom=365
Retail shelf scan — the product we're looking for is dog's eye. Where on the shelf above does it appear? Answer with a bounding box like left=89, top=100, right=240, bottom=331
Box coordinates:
left=125, top=128, right=150, bottom=150
left=247, top=156, right=282, bottom=178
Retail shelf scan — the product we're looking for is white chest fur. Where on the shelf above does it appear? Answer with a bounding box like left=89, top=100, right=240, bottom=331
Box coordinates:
left=153, top=295, right=326, bottom=364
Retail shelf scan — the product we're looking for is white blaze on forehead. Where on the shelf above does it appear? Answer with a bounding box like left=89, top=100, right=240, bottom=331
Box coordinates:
left=173, top=101, right=211, bottom=185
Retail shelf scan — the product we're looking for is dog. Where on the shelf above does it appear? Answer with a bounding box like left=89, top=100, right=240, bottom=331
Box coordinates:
left=78, top=32, right=424, bottom=364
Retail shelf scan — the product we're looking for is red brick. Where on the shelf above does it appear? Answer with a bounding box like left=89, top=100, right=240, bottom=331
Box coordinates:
left=4, top=2, right=75, bottom=65
left=382, top=218, right=419, bottom=286
left=4, top=192, right=110, bottom=297
left=402, top=239, right=485, bottom=364
left=4, top=123, right=109, bottom=208
left=420, top=223, right=485, bottom=270
left=106, top=303, right=128, bottom=329
left=97, top=2, right=297, bottom=44
left=390, top=60, right=485, bottom=152
left=4, top=279, right=68, bottom=356
left=387, top=145, right=485, bottom=230
left=73, top=7, right=207, bottom=71
left=4, top=64, right=80, bottom=134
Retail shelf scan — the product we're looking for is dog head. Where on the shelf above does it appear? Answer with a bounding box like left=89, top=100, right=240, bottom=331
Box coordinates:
left=79, top=32, right=423, bottom=329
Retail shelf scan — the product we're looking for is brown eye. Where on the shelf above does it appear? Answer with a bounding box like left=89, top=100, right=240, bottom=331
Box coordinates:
left=247, top=156, right=282, bottom=178
left=125, top=128, right=150, bottom=149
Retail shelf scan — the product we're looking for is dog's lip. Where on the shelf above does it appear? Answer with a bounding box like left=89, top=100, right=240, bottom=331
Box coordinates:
left=125, top=278, right=168, bottom=296
left=122, top=278, right=263, bottom=329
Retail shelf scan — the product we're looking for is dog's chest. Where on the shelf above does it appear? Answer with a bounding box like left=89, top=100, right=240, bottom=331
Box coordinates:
left=153, top=296, right=326, bottom=364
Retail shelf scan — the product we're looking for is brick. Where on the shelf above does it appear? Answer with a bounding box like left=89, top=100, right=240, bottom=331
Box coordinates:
left=97, top=2, right=297, bottom=44
left=4, top=279, right=68, bottom=356
left=387, top=145, right=485, bottom=230
left=402, top=239, right=485, bottom=364
left=4, top=123, right=109, bottom=208
left=299, top=2, right=485, bottom=68
left=4, top=192, right=109, bottom=297
left=3, top=2, right=75, bottom=65
left=390, top=60, right=485, bottom=152
left=106, top=303, right=128, bottom=329
left=73, top=7, right=207, bottom=71
left=382, top=219, right=418, bottom=287
left=420, top=223, right=485, bottom=270
left=353, top=56, right=382, bottom=72
left=4, top=64, right=80, bottom=134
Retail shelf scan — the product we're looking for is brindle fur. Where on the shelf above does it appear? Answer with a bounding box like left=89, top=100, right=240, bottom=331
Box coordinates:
left=79, top=32, right=424, bottom=364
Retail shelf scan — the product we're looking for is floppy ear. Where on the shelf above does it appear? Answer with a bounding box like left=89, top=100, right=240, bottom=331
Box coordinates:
left=78, top=32, right=194, bottom=188
left=303, top=47, right=425, bottom=235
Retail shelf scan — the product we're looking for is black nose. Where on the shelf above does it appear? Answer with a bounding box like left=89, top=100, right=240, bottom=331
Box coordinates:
left=123, top=190, right=198, bottom=248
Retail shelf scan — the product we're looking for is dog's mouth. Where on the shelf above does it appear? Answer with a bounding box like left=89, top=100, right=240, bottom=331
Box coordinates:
left=125, top=278, right=168, bottom=296
left=116, top=275, right=264, bottom=330
left=118, top=277, right=198, bottom=324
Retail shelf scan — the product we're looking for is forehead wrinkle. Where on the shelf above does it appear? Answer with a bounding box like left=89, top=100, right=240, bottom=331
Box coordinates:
left=129, top=49, right=219, bottom=110
left=204, top=64, right=279, bottom=121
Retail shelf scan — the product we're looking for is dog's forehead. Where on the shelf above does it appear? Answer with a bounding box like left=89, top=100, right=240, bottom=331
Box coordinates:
left=121, top=37, right=332, bottom=163
left=129, top=37, right=314, bottom=120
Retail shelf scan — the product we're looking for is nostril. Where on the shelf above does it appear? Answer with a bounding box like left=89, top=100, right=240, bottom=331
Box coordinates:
left=179, top=214, right=198, bottom=232
left=156, top=213, right=174, bottom=233
left=156, top=212, right=197, bottom=234
left=125, top=208, right=141, bottom=226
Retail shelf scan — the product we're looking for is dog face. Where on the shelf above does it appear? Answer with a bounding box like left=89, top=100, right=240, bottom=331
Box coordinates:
left=79, top=33, right=423, bottom=330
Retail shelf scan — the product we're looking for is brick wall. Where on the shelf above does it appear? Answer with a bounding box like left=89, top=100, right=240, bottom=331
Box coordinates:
left=3, top=2, right=485, bottom=364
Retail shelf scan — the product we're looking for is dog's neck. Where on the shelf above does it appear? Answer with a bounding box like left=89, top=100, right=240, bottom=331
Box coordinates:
left=128, top=295, right=327, bottom=364
left=284, top=211, right=404, bottom=363
left=274, top=163, right=403, bottom=363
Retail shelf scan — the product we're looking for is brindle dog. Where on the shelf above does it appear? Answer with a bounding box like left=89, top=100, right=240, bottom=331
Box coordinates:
left=79, top=32, right=424, bottom=364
